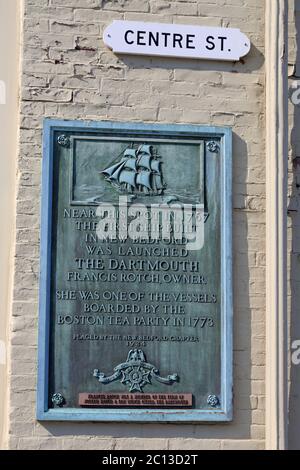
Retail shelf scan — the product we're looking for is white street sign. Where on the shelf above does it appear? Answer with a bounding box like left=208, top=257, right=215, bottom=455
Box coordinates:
left=103, top=21, right=251, bottom=62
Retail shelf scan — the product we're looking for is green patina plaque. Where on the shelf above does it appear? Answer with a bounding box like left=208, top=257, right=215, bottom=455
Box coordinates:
left=38, top=120, right=232, bottom=422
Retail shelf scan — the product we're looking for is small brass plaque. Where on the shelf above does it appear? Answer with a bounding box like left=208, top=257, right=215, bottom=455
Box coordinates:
left=79, top=393, right=193, bottom=408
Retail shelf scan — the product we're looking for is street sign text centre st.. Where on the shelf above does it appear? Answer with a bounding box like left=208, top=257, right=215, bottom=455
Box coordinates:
left=104, top=21, right=251, bottom=61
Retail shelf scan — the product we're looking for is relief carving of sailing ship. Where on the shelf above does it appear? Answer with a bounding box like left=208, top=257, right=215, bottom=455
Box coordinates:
left=100, top=144, right=166, bottom=197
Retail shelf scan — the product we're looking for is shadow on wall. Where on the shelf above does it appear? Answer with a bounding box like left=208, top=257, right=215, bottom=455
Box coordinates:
left=116, top=43, right=264, bottom=74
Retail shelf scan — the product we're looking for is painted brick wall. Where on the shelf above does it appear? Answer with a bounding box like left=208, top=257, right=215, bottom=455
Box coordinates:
left=8, top=0, right=265, bottom=450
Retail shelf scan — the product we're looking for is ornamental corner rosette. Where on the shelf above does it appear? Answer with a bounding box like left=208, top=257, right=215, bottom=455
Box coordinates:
left=57, top=134, right=70, bottom=147
left=93, top=349, right=179, bottom=393
left=206, top=141, right=219, bottom=153
left=51, top=393, right=65, bottom=407
left=207, top=395, right=220, bottom=408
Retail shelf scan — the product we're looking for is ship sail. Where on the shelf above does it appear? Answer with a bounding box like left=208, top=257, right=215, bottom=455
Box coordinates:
left=100, top=143, right=165, bottom=196
left=124, top=158, right=137, bottom=171
left=109, top=162, right=126, bottom=181
left=152, top=174, right=164, bottom=191
left=138, top=144, right=153, bottom=155
left=101, top=161, right=124, bottom=177
left=119, top=170, right=136, bottom=188
left=136, top=171, right=152, bottom=190
left=124, top=149, right=137, bottom=158
left=151, top=160, right=160, bottom=173
left=138, top=154, right=151, bottom=170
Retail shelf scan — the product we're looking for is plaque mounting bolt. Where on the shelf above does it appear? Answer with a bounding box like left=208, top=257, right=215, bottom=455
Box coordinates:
left=207, top=395, right=220, bottom=408
left=207, top=141, right=219, bottom=153
left=51, top=393, right=65, bottom=407
left=57, top=134, right=70, bottom=147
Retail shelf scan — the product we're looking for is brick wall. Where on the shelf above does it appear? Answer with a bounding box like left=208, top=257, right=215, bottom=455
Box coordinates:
left=9, top=0, right=265, bottom=450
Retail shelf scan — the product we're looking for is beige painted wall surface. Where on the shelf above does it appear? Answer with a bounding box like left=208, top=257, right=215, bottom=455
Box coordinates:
left=8, top=0, right=266, bottom=450
left=288, top=0, right=300, bottom=451
left=0, top=0, right=19, bottom=450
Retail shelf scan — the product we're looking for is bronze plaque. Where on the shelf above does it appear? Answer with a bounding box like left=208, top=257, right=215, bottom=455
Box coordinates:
left=37, top=120, right=232, bottom=422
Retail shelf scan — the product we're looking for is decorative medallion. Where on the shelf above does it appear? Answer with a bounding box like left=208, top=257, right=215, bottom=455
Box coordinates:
left=51, top=393, right=65, bottom=407
left=206, top=141, right=219, bottom=153
left=57, top=134, right=70, bottom=147
left=93, top=349, right=179, bottom=393
left=207, top=395, right=220, bottom=408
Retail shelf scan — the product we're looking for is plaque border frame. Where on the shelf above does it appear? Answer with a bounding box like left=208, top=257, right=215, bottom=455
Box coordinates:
left=37, top=119, right=233, bottom=423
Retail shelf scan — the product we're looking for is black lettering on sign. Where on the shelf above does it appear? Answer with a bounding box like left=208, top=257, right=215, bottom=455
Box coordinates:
left=149, top=31, right=159, bottom=46
left=173, top=33, right=183, bottom=48
left=137, top=30, right=146, bottom=46
left=161, top=32, right=171, bottom=47
left=186, top=34, right=195, bottom=49
left=124, top=30, right=134, bottom=45
left=218, top=36, right=227, bottom=51
left=206, top=36, right=215, bottom=50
